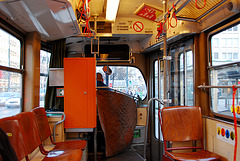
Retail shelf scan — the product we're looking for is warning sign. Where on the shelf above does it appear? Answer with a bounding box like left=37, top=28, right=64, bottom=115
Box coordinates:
left=133, top=21, right=144, bottom=32
left=135, top=3, right=163, bottom=21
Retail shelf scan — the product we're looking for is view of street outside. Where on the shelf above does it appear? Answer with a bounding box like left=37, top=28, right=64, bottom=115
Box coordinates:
left=0, top=28, right=51, bottom=118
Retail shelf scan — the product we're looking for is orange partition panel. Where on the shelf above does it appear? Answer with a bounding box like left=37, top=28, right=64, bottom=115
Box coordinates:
left=64, top=58, right=96, bottom=129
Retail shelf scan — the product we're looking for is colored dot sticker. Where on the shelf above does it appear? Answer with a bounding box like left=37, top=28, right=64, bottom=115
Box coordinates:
left=225, top=130, right=230, bottom=138
left=217, top=127, right=221, bottom=135
left=221, top=128, right=225, bottom=137
left=230, top=131, right=235, bottom=140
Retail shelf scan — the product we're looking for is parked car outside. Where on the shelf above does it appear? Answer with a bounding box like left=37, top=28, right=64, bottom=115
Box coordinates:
left=0, top=92, right=14, bottom=106
left=5, top=93, right=21, bottom=109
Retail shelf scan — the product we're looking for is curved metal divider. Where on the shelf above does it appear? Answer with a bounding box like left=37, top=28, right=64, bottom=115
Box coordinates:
left=46, top=112, right=66, bottom=143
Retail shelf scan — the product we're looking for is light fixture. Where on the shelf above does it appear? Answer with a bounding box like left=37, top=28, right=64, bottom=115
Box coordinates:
left=106, top=0, right=120, bottom=21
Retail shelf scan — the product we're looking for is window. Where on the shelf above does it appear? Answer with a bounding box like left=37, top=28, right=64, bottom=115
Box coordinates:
left=169, top=47, right=194, bottom=107
left=153, top=60, right=164, bottom=139
left=213, top=52, right=219, bottom=59
left=222, top=52, right=227, bottom=59
left=227, top=26, right=238, bottom=31
left=212, top=38, right=219, bottom=47
left=228, top=52, right=232, bottom=59
left=222, top=38, right=227, bottom=47
left=233, top=53, right=238, bottom=59
left=233, top=26, right=238, bottom=31
left=210, top=23, right=240, bottom=119
left=39, top=50, right=51, bottom=107
left=233, top=38, right=238, bottom=47
left=96, top=66, right=147, bottom=100
left=0, top=28, right=22, bottom=119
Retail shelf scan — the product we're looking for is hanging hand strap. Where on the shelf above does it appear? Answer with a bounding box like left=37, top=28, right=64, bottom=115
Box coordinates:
left=195, top=0, right=206, bottom=9
left=232, top=85, right=238, bottom=161
left=170, top=3, right=177, bottom=28
left=162, top=9, right=170, bottom=32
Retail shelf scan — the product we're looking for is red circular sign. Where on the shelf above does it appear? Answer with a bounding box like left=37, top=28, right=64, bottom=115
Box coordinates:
left=133, top=21, right=144, bottom=32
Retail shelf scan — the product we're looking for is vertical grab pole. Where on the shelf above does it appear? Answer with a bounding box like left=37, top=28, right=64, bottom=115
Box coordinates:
left=144, top=98, right=164, bottom=161
left=93, top=14, right=98, bottom=161
left=163, top=0, right=168, bottom=108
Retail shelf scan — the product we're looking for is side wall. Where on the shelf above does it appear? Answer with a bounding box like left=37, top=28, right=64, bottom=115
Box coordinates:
left=204, top=117, right=240, bottom=161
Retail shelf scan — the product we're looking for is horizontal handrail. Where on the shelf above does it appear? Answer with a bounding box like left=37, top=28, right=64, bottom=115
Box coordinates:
left=198, top=85, right=240, bottom=89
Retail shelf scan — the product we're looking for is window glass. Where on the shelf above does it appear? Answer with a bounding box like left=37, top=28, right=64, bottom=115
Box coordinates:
left=96, top=66, right=147, bottom=100
left=0, top=71, right=22, bottom=118
left=0, top=29, right=21, bottom=69
left=210, top=23, right=240, bottom=119
left=170, top=48, right=194, bottom=106
left=213, top=52, right=219, bottom=59
left=210, top=64, right=240, bottom=117
left=186, top=51, right=194, bottom=105
left=154, top=60, right=164, bottom=139
left=211, top=24, right=240, bottom=66
left=39, top=50, right=51, bottom=107
left=0, top=28, right=22, bottom=118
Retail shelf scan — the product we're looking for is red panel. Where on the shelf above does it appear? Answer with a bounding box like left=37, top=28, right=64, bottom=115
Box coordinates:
left=135, top=3, right=163, bottom=21
left=64, top=58, right=96, bottom=129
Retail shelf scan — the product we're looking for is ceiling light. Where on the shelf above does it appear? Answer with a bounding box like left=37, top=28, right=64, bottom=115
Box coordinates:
left=106, top=0, right=120, bottom=21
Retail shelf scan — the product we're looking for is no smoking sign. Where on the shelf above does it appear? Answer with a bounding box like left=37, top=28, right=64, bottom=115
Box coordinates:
left=133, top=21, right=144, bottom=32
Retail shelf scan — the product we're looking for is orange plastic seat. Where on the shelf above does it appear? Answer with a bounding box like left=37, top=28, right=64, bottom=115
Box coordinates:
left=16, top=112, right=83, bottom=160
left=0, top=116, right=28, bottom=161
left=160, top=106, right=221, bottom=161
left=32, top=107, right=87, bottom=151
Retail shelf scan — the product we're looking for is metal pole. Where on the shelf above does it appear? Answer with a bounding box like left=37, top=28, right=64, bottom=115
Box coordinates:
left=198, top=85, right=240, bottom=89
left=143, top=98, right=164, bottom=161
left=163, top=0, right=168, bottom=107
left=93, top=14, right=98, bottom=161
left=158, top=53, right=161, bottom=161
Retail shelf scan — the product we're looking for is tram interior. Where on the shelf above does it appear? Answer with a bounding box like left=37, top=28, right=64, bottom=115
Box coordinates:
left=1, top=0, right=240, bottom=161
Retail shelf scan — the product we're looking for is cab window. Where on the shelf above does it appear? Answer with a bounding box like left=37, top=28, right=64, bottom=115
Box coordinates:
left=96, top=66, right=147, bottom=100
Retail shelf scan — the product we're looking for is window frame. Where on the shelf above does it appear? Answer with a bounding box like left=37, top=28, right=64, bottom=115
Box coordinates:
left=96, top=65, right=147, bottom=100
left=39, top=43, right=51, bottom=107
left=209, top=19, right=240, bottom=121
left=0, top=24, right=24, bottom=116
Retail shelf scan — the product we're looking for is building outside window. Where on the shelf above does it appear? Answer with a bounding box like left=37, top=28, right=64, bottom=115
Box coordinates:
left=210, top=23, right=240, bottom=119
left=39, top=50, right=51, bottom=107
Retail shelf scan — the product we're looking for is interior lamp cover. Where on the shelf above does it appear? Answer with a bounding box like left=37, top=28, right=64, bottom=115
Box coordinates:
left=106, top=0, right=120, bottom=21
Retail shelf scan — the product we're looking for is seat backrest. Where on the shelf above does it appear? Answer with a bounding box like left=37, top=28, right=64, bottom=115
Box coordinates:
left=32, top=107, right=52, bottom=142
left=161, top=106, right=203, bottom=142
left=0, top=116, right=27, bottom=160
left=16, top=112, right=42, bottom=154
left=97, top=90, right=137, bottom=157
